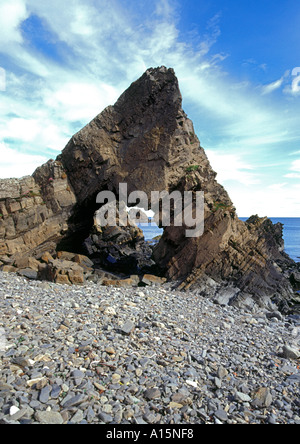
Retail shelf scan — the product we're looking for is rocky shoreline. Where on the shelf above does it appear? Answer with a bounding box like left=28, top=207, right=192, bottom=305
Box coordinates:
left=0, top=67, right=298, bottom=313
left=1, top=66, right=300, bottom=425
left=0, top=271, right=299, bottom=424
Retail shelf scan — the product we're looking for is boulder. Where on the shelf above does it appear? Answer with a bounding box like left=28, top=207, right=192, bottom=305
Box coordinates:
left=38, top=259, right=85, bottom=285
left=141, top=274, right=167, bottom=286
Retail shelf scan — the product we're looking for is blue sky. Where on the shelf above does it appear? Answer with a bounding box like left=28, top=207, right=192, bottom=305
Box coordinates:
left=0, top=0, right=300, bottom=216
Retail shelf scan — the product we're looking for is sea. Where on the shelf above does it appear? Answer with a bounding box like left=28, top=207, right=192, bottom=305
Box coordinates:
left=138, top=217, right=300, bottom=263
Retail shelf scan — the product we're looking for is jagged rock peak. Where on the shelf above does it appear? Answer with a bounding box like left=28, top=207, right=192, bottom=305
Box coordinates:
left=0, top=66, right=297, bottom=312
left=114, top=66, right=181, bottom=113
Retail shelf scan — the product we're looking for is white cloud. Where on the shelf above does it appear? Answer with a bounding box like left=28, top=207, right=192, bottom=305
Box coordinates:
left=206, top=150, right=259, bottom=186
left=3, top=118, right=40, bottom=142
left=43, top=81, right=119, bottom=122
left=284, top=158, right=300, bottom=179
left=290, top=159, right=300, bottom=172
left=285, top=173, right=300, bottom=179
left=283, top=69, right=300, bottom=96
left=0, top=0, right=300, bottom=217
left=289, top=150, right=300, bottom=156
left=155, top=0, right=175, bottom=20
left=0, top=0, right=28, bottom=46
left=291, top=73, right=300, bottom=94
left=261, top=77, right=283, bottom=95
left=70, top=5, right=96, bottom=36
left=268, top=183, right=288, bottom=190
left=227, top=182, right=300, bottom=218
left=0, top=143, right=47, bottom=178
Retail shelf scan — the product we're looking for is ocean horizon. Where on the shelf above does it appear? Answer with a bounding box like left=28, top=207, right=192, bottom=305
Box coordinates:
left=138, top=217, right=300, bottom=263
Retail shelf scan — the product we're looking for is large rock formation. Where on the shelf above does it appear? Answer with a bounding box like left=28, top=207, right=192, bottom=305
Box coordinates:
left=0, top=161, right=76, bottom=259
left=0, top=66, right=296, bottom=310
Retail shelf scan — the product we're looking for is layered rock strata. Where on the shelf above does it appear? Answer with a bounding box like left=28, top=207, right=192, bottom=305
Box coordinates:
left=0, top=160, right=76, bottom=259
left=0, top=66, right=296, bottom=309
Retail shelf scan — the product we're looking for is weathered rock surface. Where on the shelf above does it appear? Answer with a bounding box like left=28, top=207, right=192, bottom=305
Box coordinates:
left=0, top=161, right=76, bottom=259
left=0, top=66, right=297, bottom=311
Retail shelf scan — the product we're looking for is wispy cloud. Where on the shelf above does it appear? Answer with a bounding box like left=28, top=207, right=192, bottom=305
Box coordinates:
left=0, top=0, right=28, bottom=47
left=0, top=142, right=47, bottom=178
left=205, top=150, right=259, bottom=186
left=231, top=182, right=300, bottom=217
left=0, top=0, right=300, bottom=218
left=284, top=158, right=300, bottom=179
left=261, top=77, right=284, bottom=95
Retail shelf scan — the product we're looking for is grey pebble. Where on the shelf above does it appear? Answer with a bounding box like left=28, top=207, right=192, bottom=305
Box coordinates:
left=35, top=411, right=64, bottom=424
left=120, top=320, right=135, bottom=335
left=39, top=385, right=52, bottom=404
left=99, top=412, right=113, bottom=423
left=214, top=409, right=228, bottom=422
left=0, top=271, right=299, bottom=425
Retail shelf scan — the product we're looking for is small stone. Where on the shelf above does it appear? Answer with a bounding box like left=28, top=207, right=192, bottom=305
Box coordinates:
left=51, top=384, right=61, bottom=399
left=135, top=417, right=148, bottom=425
left=94, top=382, right=106, bottom=392
left=140, top=357, right=150, bottom=367
left=144, top=388, right=161, bottom=400
left=86, top=406, right=96, bottom=422
left=71, top=410, right=84, bottom=423
left=143, top=412, right=157, bottom=424
left=104, top=307, right=116, bottom=316
left=251, top=387, right=273, bottom=408
left=72, top=369, right=85, bottom=385
left=0, top=381, right=13, bottom=393
left=39, top=385, right=52, bottom=404
left=35, top=411, right=64, bottom=424
left=27, top=377, right=48, bottom=389
left=61, top=383, right=69, bottom=393
left=99, top=412, right=113, bottom=423
left=235, top=391, right=252, bottom=403
left=185, top=380, right=198, bottom=388
left=217, top=366, right=228, bottom=379
left=10, top=406, right=34, bottom=421
left=120, top=320, right=135, bottom=335
left=169, top=402, right=184, bottom=409
left=11, top=357, right=31, bottom=368
left=111, top=373, right=121, bottom=382
left=61, top=394, right=88, bottom=409
left=102, top=404, right=113, bottom=414
left=214, top=377, right=222, bottom=388
left=171, top=389, right=190, bottom=405
left=9, top=406, right=20, bottom=416
left=214, top=409, right=228, bottom=422
left=135, top=368, right=143, bottom=377
left=172, top=355, right=184, bottom=362
left=105, top=346, right=115, bottom=355
left=282, top=344, right=300, bottom=360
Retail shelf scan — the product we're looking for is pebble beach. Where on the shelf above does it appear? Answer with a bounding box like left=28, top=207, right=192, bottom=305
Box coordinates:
left=0, top=271, right=299, bottom=425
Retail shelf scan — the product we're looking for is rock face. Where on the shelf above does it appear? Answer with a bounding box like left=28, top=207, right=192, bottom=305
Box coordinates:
left=0, top=161, right=76, bottom=259
left=0, top=66, right=296, bottom=309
